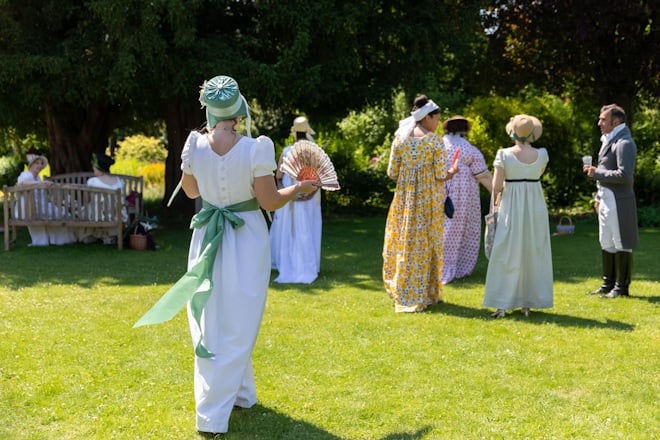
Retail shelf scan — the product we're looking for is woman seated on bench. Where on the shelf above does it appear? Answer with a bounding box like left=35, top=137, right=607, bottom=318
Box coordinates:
left=16, top=151, right=77, bottom=246
left=79, top=153, right=129, bottom=245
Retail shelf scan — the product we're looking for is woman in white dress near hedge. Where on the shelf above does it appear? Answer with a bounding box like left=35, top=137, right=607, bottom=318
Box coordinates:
left=483, top=114, right=553, bottom=318
left=270, top=116, right=322, bottom=284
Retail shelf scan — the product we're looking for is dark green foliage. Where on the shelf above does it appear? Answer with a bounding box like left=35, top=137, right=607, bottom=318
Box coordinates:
left=325, top=167, right=392, bottom=216
left=463, top=93, right=593, bottom=209
left=0, top=129, right=49, bottom=158
left=0, top=1, right=657, bottom=215
left=637, top=206, right=660, bottom=228
left=635, top=172, right=660, bottom=208
left=0, top=155, right=22, bottom=188
left=480, top=1, right=658, bottom=114
left=631, top=96, right=660, bottom=207
left=324, top=90, right=660, bottom=216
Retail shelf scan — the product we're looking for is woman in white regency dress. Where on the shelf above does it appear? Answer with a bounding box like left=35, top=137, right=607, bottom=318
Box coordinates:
left=79, top=153, right=129, bottom=244
left=134, top=76, right=318, bottom=435
left=16, top=153, right=77, bottom=246
left=483, top=115, right=553, bottom=318
left=270, top=117, right=322, bottom=284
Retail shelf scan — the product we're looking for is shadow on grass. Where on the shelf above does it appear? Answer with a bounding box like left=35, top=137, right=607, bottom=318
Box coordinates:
left=378, top=426, right=433, bottom=440
left=427, top=301, right=635, bottom=331
left=2, top=216, right=657, bottom=299
left=225, top=404, right=431, bottom=439
left=0, top=228, right=187, bottom=289
left=629, top=295, right=660, bottom=304
left=207, top=404, right=342, bottom=439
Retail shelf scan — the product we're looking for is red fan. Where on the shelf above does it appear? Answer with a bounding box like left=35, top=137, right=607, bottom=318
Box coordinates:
left=452, top=148, right=461, bottom=169
left=280, top=140, right=340, bottom=191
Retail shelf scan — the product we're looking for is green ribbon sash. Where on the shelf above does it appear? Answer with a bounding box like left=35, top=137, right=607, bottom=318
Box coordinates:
left=133, top=198, right=259, bottom=358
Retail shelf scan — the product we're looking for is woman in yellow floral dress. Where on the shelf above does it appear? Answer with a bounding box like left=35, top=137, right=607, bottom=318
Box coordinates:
left=383, top=95, right=457, bottom=312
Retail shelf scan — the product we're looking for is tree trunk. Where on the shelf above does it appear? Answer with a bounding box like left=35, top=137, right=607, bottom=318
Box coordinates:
left=44, top=100, right=115, bottom=175
left=163, top=100, right=204, bottom=218
left=595, top=82, right=637, bottom=129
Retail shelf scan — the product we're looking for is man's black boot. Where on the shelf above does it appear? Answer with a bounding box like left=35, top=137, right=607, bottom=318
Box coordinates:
left=587, top=250, right=615, bottom=295
left=604, top=252, right=632, bottom=298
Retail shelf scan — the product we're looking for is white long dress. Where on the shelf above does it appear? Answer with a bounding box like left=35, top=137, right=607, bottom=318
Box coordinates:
left=483, top=147, right=553, bottom=310
left=270, top=146, right=322, bottom=284
left=180, top=131, right=275, bottom=434
left=16, top=171, right=77, bottom=246
left=79, top=176, right=128, bottom=243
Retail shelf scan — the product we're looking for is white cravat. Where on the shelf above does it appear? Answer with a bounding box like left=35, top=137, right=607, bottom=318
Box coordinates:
left=599, top=123, right=626, bottom=155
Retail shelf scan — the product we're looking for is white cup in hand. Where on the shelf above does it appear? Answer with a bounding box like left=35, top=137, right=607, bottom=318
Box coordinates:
left=582, top=155, right=593, bottom=166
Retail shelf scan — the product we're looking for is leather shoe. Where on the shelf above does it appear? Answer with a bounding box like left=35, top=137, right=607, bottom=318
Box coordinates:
left=198, top=432, right=223, bottom=439
left=602, top=290, right=622, bottom=298
left=603, top=287, right=629, bottom=298
left=491, top=309, right=505, bottom=318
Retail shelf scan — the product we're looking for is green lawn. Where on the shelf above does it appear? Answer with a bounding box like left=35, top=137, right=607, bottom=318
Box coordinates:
left=1, top=215, right=658, bottom=439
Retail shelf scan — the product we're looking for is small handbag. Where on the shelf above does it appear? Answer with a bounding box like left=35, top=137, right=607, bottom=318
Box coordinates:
left=484, top=192, right=498, bottom=259
left=444, top=181, right=454, bottom=219
left=444, top=195, right=454, bottom=218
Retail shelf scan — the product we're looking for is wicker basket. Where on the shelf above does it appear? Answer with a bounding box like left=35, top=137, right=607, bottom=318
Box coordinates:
left=555, top=216, right=575, bottom=235
left=129, top=225, right=148, bottom=250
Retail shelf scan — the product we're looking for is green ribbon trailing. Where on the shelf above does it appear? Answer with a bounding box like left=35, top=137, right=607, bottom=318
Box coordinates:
left=133, top=198, right=259, bottom=358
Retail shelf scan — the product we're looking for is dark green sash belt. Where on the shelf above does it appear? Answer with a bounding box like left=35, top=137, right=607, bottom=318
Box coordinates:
left=134, top=198, right=259, bottom=358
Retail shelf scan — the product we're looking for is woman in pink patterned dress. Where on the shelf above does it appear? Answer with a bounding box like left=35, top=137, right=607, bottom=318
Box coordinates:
left=441, top=116, right=492, bottom=284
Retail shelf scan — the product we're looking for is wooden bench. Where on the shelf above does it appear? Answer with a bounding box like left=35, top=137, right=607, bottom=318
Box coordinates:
left=3, top=184, right=124, bottom=250
left=48, top=172, right=144, bottom=219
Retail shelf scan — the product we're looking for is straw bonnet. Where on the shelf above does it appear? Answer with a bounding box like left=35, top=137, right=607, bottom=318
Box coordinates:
left=443, top=115, right=472, bottom=134
left=506, top=114, right=543, bottom=142
left=199, top=75, right=250, bottom=131
left=26, top=152, right=48, bottom=168
left=291, top=116, right=315, bottom=135
left=92, top=153, right=115, bottom=173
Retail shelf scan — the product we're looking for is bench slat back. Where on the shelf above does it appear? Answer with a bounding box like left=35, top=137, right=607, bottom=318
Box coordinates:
left=48, top=172, right=144, bottom=217
left=3, top=184, right=124, bottom=250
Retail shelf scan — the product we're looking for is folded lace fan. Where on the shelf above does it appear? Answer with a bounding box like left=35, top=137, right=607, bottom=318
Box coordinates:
left=280, top=140, right=340, bottom=190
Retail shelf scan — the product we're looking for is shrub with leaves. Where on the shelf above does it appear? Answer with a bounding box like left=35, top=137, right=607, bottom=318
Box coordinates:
left=637, top=205, right=660, bottom=227
left=110, top=157, right=142, bottom=177
left=337, top=103, right=394, bottom=168
left=464, top=92, right=593, bottom=209
left=0, top=129, right=48, bottom=157
left=632, top=97, right=660, bottom=206
left=116, top=135, right=167, bottom=163
left=140, top=162, right=165, bottom=187
left=0, top=155, right=23, bottom=188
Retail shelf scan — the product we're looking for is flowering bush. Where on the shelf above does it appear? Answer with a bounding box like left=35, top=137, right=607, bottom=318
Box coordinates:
left=140, top=162, right=165, bottom=187
left=116, top=135, right=167, bottom=163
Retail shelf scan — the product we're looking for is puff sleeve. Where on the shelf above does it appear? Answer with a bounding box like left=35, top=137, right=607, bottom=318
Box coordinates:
left=251, top=135, right=277, bottom=178
left=180, top=131, right=201, bottom=175
left=493, top=149, right=504, bottom=169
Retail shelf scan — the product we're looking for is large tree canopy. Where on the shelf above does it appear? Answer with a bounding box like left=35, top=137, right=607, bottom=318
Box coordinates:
left=3, top=1, right=656, bottom=213
left=0, top=1, right=175, bottom=171
left=480, top=0, right=659, bottom=115
left=0, top=0, right=488, bottom=212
